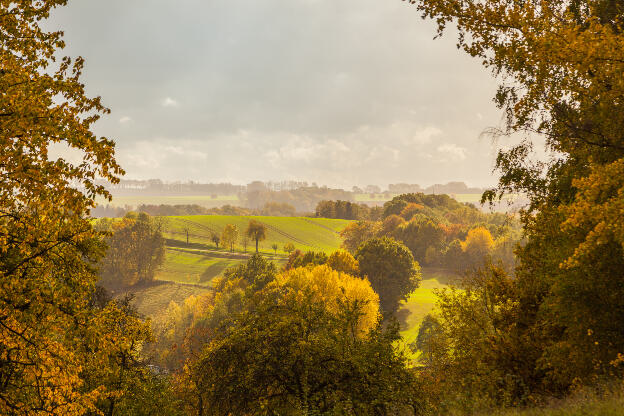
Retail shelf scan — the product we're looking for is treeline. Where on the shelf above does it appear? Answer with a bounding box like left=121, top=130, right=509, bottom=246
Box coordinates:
left=92, top=202, right=298, bottom=218
left=315, top=200, right=383, bottom=220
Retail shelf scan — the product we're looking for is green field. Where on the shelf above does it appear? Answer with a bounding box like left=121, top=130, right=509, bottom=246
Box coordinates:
left=163, top=215, right=350, bottom=255
left=96, top=194, right=240, bottom=208
left=398, top=268, right=458, bottom=346
left=155, top=215, right=351, bottom=287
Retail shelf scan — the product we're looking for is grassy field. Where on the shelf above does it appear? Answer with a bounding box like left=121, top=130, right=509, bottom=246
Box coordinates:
left=163, top=215, right=350, bottom=255
left=153, top=215, right=351, bottom=287
left=397, top=267, right=457, bottom=346
left=118, top=281, right=209, bottom=318
left=486, top=390, right=624, bottom=416
left=96, top=194, right=240, bottom=208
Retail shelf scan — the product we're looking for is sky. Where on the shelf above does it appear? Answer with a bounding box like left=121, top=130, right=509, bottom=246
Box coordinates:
left=50, top=0, right=508, bottom=189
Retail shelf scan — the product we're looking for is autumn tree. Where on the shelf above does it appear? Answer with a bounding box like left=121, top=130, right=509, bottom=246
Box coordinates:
left=461, top=226, right=494, bottom=269
left=283, top=242, right=295, bottom=253
left=408, top=0, right=624, bottom=397
left=339, top=220, right=380, bottom=253
left=98, top=213, right=165, bottom=289
left=356, top=237, right=421, bottom=314
left=82, top=294, right=183, bottom=416
left=271, top=242, right=278, bottom=254
left=0, top=1, right=128, bottom=413
left=245, top=219, right=267, bottom=253
left=327, top=249, right=360, bottom=276
left=220, top=223, right=239, bottom=252
left=192, top=265, right=418, bottom=414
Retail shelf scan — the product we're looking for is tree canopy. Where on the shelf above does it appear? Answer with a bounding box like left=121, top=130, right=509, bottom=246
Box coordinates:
left=356, top=237, right=421, bottom=314
left=0, top=1, right=126, bottom=412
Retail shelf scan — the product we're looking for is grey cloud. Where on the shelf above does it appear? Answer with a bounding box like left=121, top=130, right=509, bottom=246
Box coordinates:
left=50, top=0, right=504, bottom=188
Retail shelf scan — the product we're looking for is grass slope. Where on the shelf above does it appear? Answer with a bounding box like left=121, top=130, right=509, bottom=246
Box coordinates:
left=119, top=281, right=209, bottom=318
left=164, top=215, right=350, bottom=254
left=156, top=215, right=351, bottom=286
left=397, top=268, right=457, bottom=349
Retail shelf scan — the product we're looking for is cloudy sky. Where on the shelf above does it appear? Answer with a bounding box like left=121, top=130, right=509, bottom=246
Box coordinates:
left=50, top=0, right=506, bottom=189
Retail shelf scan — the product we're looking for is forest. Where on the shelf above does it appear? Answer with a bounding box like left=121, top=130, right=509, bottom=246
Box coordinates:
left=2, top=0, right=624, bottom=415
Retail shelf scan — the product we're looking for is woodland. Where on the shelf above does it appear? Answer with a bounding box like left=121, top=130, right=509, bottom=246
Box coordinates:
left=2, top=0, right=624, bottom=415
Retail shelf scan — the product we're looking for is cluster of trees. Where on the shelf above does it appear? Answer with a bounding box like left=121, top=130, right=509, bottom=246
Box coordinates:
left=96, top=213, right=166, bottom=289
left=93, top=202, right=298, bottom=218
left=284, top=241, right=420, bottom=315
left=151, top=254, right=421, bottom=415
left=244, top=185, right=353, bottom=212
left=337, top=193, right=520, bottom=273
left=315, top=199, right=383, bottom=220
left=207, top=219, right=267, bottom=253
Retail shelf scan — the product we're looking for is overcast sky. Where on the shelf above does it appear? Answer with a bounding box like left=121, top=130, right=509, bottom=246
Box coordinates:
left=50, top=0, right=506, bottom=189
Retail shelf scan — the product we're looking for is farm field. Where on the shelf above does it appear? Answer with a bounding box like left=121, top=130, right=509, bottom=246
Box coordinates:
left=162, top=215, right=351, bottom=255
left=154, top=215, right=351, bottom=287
left=96, top=194, right=240, bottom=208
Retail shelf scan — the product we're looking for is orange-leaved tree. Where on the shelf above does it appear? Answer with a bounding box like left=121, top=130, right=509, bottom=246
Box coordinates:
left=0, top=1, right=125, bottom=413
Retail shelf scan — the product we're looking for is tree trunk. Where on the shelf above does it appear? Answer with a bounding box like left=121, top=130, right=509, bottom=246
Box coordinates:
left=255, top=238, right=259, bottom=253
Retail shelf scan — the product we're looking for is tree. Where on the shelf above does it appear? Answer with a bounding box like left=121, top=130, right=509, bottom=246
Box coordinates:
left=339, top=220, right=380, bottom=253
left=245, top=219, right=267, bottom=253
left=461, top=226, right=494, bottom=269
left=82, top=294, right=183, bottom=416
left=98, top=213, right=166, bottom=289
left=395, top=216, right=445, bottom=265
left=193, top=265, right=418, bottom=414
left=211, top=233, right=220, bottom=249
left=241, top=235, right=249, bottom=252
left=284, top=249, right=328, bottom=270
left=356, top=237, right=421, bottom=314
left=271, top=242, right=278, bottom=254
left=0, top=2, right=125, bottom=413
left=283, top=242, right=295, bottom=253
left=221, top=223, right=239, bottom=252
left=327, top=249, right=360, bottom=276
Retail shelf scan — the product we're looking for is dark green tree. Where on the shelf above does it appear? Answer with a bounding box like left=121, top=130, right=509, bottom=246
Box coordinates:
left=356, top=237, right=421, bottom=314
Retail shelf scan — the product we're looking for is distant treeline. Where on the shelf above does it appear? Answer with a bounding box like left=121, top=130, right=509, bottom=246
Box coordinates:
left=243, top=186, right=353, bottom=212
left=92, top=202, right=298, bottom=218
left=315, top=200, right=383, bottom=220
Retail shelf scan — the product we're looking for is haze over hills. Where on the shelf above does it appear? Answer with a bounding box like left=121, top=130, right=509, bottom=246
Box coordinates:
left=93, top=178, right=515, bottom=217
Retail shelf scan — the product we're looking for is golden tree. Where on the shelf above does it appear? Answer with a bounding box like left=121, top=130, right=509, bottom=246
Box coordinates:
left=1, top=1, right=123, bottom=413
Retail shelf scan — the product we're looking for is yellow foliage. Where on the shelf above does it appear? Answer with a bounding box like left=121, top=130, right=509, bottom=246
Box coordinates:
left=327, top=249, right=360, bottom=275
left=562, top=158, right=624, bottom=268
left=274, top=265, right=380, bottom=337
left=462, top=227, right=494, bottom=256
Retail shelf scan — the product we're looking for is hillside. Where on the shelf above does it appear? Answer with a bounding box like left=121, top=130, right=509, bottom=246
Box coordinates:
left=156, top=215, right=352, bottom=286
